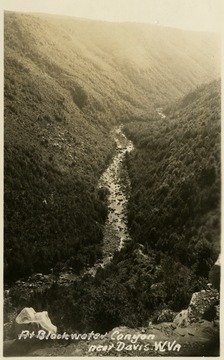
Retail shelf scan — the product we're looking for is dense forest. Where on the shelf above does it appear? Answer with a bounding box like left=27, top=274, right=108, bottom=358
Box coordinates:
left=124, top=79, right=221, bottom=276
left=4, top=11, right=221, bottom=343
left=4, top=13, right=116, bottom=283
left=7, top=80, right=221, bottom=335
left=4, top=11, right=220, bottom=283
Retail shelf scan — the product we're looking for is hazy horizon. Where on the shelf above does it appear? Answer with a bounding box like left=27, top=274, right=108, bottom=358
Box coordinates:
left=1, top=0, right=222, bottom=33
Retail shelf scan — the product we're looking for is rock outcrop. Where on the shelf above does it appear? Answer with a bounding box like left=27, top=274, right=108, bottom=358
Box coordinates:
left=173, top=287, right=219, bottom=327
left=14, top=307, right=57, bottom=337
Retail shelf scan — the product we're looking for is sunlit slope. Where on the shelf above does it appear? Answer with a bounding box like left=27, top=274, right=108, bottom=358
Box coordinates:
left=5, top=11, right=220, bottom=117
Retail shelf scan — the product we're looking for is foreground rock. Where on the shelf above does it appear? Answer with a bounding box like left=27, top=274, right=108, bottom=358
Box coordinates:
left=14, top=307, right=57, bottom=337
left=4, top=283, right=220, bottom=356
left=4, top=320, right=219, bottom=357
left=4, top=276, right=219, bottom=356
left=174, top=288, right=219, bottom=327
left=4, top=288, right=219, bottom=357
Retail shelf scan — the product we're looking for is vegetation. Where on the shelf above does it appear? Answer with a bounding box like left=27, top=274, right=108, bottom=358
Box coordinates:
left=7, top=81, right=221, bottom=334
left=4, top=11, right=220, bottom=337
left=123, top=79, right=220, bottom=294
left=4, top=12, right=118, bottom=282
left=124, top=80, right=220, bottom=268
left=4, top=11, right=219, bottom=283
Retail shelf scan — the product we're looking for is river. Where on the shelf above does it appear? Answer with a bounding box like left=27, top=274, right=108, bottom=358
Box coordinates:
left=86, top=125, right=134, bottom=276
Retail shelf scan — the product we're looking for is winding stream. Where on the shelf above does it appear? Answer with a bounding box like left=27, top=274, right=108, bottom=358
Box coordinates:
left=100, top=126, right=134, bottom=249
left=86, top=125, right=134, bottom=276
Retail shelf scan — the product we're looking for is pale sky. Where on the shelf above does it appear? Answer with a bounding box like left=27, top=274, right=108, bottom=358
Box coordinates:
left=1, top=0, right=223, bottom=32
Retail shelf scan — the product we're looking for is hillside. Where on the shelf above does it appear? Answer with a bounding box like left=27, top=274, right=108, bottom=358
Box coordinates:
left=3, top=10, right=221, bottom=357
left=124, top=79, right=221, bottom=262
left=11, top=79, right=219, bottom=335
left=5, top=12, right=220, bottom=113
left=4, top=11, right=220, bottom=283
left=5, top=78, right=221, bottom=320
left=122, top=79, right=221, bottom=311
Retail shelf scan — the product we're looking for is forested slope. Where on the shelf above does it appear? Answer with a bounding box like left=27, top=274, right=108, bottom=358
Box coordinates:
left=124, top=79, right=221, bottom=276
left=33, top=79, right=220, bottom=333
left=11, top=77, right=221, bottom=332
left=4, top=11, right=220, bottom=283
left=4, top=9, right=221, bottom=342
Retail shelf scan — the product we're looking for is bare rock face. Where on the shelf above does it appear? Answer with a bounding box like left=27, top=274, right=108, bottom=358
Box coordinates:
left=173, top=287, right=219, bottom=327
left=14, top=307, right=57, bottom=337
left=188, top=288, right=219, bottom=322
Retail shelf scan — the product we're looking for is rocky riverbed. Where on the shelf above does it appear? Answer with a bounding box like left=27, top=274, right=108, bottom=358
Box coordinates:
left=87, top=126, right=134, bottom=276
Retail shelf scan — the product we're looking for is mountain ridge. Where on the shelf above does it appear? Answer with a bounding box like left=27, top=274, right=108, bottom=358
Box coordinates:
left=5, top=11, right=220, bottom=113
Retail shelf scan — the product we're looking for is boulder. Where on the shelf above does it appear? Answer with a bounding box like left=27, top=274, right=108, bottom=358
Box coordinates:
left=173, top=309, right=190, bottom=327
left=14, top=307, right=57, bottom=337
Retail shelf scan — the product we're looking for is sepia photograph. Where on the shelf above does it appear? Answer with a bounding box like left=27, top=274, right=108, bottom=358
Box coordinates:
left=2, top=0, right=222, bottom=357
